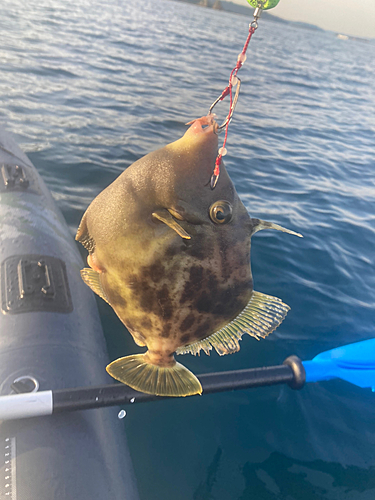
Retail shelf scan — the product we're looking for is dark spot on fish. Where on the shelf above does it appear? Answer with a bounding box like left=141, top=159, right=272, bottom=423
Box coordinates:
left=180, top=265, right=205, bottom=304
left=239, top=266, right=250, bottom=279
left=145, top=260, right=165, bottom=283
left=190, top=265, right=204, bottom=282
left=195, top=291, right=212, bottom=313
left=156, top=284, right=173, bottom=320
left=108, top=287, right=127, bottom=308
left=212, top=299, right=241, bottom=317
left=125, top=320, right=134, bottom=332
left=206, top=270, right=218, bottom=290
left=141, top=317, right=152, bottom=330
left=163, top=261, right=179, bottom=285
left=127, top=274, right=139, bottom=288
left=184, top=237, right=206, bottom=260
left=161, top=322, right=172, bottom=338
left=212, top=303, right=222, bottom=315
left=138, top=282, right=156, bottom=313
left=180, top=312, right=196, bottom=332
left=193, top=319, right=211, bottom=341
left=220, top=254, right=232, bottom=281
left=165, top=241, right=184, bottom=258
left=215, top=233, right=235, bottom=281
left=210, top=281, right=251, bottom=317
left=180, top=333, right=192, bottom=345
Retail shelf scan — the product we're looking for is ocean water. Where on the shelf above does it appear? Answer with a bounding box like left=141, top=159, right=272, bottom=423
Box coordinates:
left=1, top=0, right=375, bottom=498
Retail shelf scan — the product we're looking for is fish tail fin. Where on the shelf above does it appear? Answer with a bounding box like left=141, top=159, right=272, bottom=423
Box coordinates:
left=106, top=354, right=202, bottom=397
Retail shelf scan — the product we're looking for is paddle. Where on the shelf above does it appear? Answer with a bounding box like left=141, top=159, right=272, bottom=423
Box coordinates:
left=0, top=339, right=373, bottom=421
left=303, top=338, right=375, bottom=389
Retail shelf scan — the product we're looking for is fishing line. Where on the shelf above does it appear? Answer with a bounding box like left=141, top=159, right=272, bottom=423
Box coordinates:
left=209, top=0, right=281, bottom=189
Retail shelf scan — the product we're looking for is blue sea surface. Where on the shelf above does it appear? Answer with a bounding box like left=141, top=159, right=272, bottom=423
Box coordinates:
left=1, top=0, right=375, bottom=498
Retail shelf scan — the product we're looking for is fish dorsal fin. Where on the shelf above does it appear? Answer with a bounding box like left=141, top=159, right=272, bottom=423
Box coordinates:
left=76, top=216, right=96, bottom=252
left=152, top=209, right=191, bottom=240
left=80, top=267, right=110, bottom=304
left=176, top=291, right=290, bottom=357
left=251, top=218, right=303, bottom=238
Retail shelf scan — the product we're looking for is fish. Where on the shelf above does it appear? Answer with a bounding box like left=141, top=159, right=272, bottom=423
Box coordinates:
left=76, top=114, right=302, bottom=397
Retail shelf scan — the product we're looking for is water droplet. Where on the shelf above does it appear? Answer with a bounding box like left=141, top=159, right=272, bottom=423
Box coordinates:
left=118, top=409, right=127, bottom=419
left=230, top=75, right=238, bottom=86
left=218, top=147, right=227, bottom=157
left=95, top=397, right=99, bottom=401
left=130, top=397, right=135, bottom=403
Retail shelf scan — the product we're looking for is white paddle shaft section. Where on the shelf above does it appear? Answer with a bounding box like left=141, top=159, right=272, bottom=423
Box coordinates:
left=0, top=390, right=53, bottom=420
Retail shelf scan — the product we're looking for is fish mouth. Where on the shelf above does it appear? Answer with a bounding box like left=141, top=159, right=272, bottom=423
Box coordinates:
left=185, top=114, right=219, bottom=137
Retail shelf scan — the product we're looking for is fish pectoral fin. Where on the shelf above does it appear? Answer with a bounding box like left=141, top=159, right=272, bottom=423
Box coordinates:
left=106, top=353, right=202, bottom=397
left=152, top=209, right=191, bottom=240
left=80, top=268, right=110, bottom=304
left=176, top=291, right=290, bottom=357
left=251, top=218, right=303, bottom=238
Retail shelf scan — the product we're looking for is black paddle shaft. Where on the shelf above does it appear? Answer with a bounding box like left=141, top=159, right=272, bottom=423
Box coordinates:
left=52, top=356, right=305, bottom=413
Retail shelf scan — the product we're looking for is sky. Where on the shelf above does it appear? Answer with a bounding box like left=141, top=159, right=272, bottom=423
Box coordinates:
left=234, top=0, right=375, bottom=39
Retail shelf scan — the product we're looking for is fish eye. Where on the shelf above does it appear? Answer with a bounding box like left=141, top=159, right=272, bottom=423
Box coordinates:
left=209, top=200, right=233, bottom=225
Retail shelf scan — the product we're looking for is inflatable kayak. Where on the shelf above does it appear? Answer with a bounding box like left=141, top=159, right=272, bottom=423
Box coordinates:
left=0, top=126, right=139, bottom=500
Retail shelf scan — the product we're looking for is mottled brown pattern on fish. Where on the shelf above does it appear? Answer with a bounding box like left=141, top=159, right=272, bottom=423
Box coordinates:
left=76, top=116, right=259, bottom=373
left=180, top=313, right=196, bottom=332
left=161, top=322, right=172, bottom=338
left=180, top=333, right=191, bottom=345
left=101, top=232, right=253, bottom=353
left=144, top=259, right=165, bottom=283
left=107, top=287, right=127, bottom=308
left=141, top=317, right=152, bottom=330
left=183, top=234, right=207, bottom=261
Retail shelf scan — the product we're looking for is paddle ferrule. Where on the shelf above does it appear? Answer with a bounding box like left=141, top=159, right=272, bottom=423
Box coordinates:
left=283, top=355, right=306, bottom=390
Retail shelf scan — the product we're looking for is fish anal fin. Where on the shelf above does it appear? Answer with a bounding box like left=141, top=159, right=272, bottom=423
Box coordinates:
left=106, top=353, right=202, bottom=397
left=251, top=218, right=303, bottom=238
left=152, top=209, right=191, bottom=240
left=80, top=268, right=110, bottom=304
left=176, top=291, right=290, bottom=357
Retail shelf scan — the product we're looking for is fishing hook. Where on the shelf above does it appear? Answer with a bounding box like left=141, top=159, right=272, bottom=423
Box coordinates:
left=208, top=77, right=241, bottom=134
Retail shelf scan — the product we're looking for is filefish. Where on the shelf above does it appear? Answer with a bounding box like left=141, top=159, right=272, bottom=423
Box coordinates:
left=76, top=115, right=301, bottom=397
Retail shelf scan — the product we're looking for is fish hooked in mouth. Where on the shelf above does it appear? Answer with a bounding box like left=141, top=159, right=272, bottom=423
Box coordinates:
left=76, top=115, right=302, bottom=397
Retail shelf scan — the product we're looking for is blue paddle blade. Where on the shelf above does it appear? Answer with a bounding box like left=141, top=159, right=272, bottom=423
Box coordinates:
left=303, top=339, right=375, bottom=389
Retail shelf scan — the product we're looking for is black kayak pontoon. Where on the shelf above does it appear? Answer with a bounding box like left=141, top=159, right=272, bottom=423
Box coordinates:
left=0, top=125, right=139, bottom=500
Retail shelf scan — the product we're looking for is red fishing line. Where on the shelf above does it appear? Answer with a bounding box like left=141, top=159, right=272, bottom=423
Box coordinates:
left=211, top=24, right=256, bottom=188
